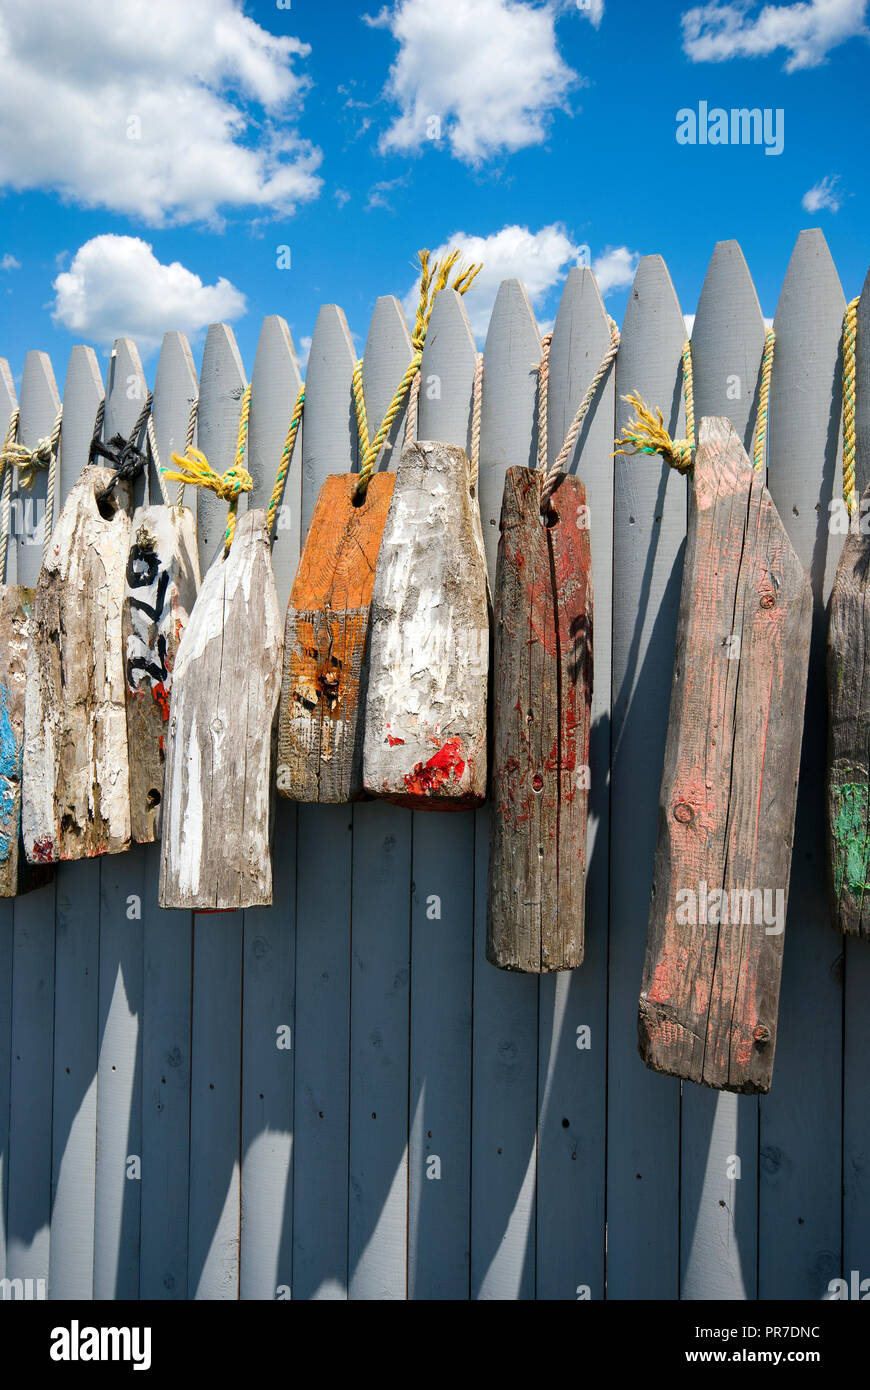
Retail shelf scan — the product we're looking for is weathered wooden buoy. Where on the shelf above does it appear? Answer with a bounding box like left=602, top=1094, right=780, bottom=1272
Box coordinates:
left=123, top=504, right=200, bottom=841
left=277, top=471, right=394, bottom=802
left=826, top=293, right=870, bottom=935
left=636, top=416, right=811, bottom=1093
left=362, top=439, right=489, bottom=808
left=487, top=470, right=592, bottom=970
left=159, top=505, right=283, bottom=909
left=22, top=464, right=133, bottom=862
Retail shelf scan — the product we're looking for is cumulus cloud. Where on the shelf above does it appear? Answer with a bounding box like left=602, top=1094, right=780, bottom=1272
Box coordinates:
left=51, top=235, right=246, bottom=352
left=0, top=254, right=20, bottom=271
left=0, top=0, right=322, bottom=224
left=681, top=0, right=869, bottom=73
left=367, top=0, right=579, bottom=163
left=802, top=174, right=844, bottom=212
left=402, top=225, right=639, bottom=341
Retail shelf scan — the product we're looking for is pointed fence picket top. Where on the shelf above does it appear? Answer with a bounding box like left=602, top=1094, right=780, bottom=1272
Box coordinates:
left=608, top=254, right=686, bottom=1299
left=151, top=331, right=198, bottom=516
left=846, top=261, right=870, bottom=1275
left=195, top=324, right=248, bottom=575
left=140, top=328, right=198, bottom=1299
left=533, top=266, right=613, bottom=1298
left=471, top=277, right=540, bottom=1300
left=104, top=340, right=148, bottom=510
left=239, top=314, right=300, bottom=1301
left=248, top=315, right=303, bottom=611
left=0, top=357, right=14, bottom=1283
left=93, top=338, right=146, bottom=1300
left=0, top=359, right=17, bottom=587
left=292, top=302, right=357, bottom=1301
left=407, top=286, right=477, bottom=1299
left=348, top=293, right=413, bottom=1301
left=48, top=343, right=104, bottom=1300
left=763, top=228, right=845, bottom=1298
left=7, top=348, right=59, bottom=1290
left=15, top=350, right=60, bottom=587
left=184, top=322, right=249, bottom=1302
left=679, top=239, right=767, bottom=1300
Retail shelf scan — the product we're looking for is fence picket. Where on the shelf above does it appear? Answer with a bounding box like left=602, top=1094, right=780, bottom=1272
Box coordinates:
left=248, top=316, right=303, bottom=609
left=762, top=228, right=846, bottom=1297
left=608, top=255, right=686, bottom=1298
left=0, top=361, right=15, bottom=1281
left=680, top=239, right=766, bottom=1299
left=7, top=350, right=59, bottom=1287
left=187, top=324, right=246, bottom=1300
left=292, top=305, right=357, bottom=1300
left=349, top=296, right=414, bottom=1300
left=471, top=279, right=540, bottom=1300
left=48, top=345, right=104, bottom=1300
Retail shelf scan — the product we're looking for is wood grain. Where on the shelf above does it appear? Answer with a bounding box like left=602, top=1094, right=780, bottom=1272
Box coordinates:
left=22, top=463, right=133, bottom=862
left=277, top=471, right=394, bottom=802
left=363, top=440, right=489, bottom=809
left=159, top=508, right=282, bottom=910
left=123, top=504, right=200, bottom=841
left=0, top=587, right=51, bottom=895
left=639, top=416, right=812, bottom=1094
left=488, top=468, right=592, bottom=971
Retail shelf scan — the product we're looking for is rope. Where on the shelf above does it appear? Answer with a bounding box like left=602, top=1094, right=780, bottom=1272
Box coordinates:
left=404, top=370, right=421, bottom=446
left=3, top=404, right=63, bottom=491
left=537, top=316, right=620, bottom=514
left=267, top=384, right=305, bottom=541
left=146, top=415, right=171, bottom=507
left=613, top=330, right=776, bottom=476
left=177, top=397, right=198, bottom=507
left=843, top=296, right=860, bottom=515
left=90, top=393, right=153, bottom=504
left=352, top=247, right=482, bottom=500
left=164, top=383, right=252, bottom=554
left=469, top=352, right=483, bottom=492
left=0, top=407, right=19, bottom=584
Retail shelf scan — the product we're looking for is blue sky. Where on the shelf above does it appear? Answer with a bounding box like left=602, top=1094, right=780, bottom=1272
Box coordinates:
left=0, top=0, right=868, bottom=383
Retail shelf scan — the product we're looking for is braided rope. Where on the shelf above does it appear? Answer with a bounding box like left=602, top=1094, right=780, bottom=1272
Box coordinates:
left=538, top=317, right=620, bottom=514
left=6, top=404, right=63, bottom=491
left=843, top=296, right=860, bottom=514
left=682, top=340, right=695, bottom=451
left=753, top=329, right=776, bottom=472
left=0, top=407, right=19, bottom=583
left=164, top=384, right=252, bottom=553
left=404, top=370, right=421, bottom=445
left=92, top=392, right=153, bottom=508
left=177, top=397, right=198, bottom=507
left=469, top=352, right=483, bottom=492
left=146, top=414, right=171, bottom=507
left=267, top=385, right=305, bottom=541
left=613, top=342, right=694, bottom=473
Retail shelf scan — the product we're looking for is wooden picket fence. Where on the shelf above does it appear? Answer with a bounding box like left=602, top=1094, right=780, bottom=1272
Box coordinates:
left=0, top=228, right=867, bottom=1300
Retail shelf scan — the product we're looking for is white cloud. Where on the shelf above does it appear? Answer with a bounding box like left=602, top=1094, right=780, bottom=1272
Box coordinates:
left=681, top=0, right=869, bottom=73
left=51, top=235, right=246, bottom=352
left=0, top=0, right=322, bottom=225
left=297, top=335, right=312, bottom=371
left=0, top=254, right=20, bottom=271
left=402, top=225, right=638, bottom=341
left=368, top=0, right=578, bottom=163
left=802, top=174, right=844, bottom=212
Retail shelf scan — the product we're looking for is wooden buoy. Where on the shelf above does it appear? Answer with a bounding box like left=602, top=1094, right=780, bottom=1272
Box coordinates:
left=638, top=416, right=811, bottom=1094
left=123, top=504, right=200, bottom=841
left=362, top=439, right=489, bottom=809
left=159, top=508, right=282, bottom=909
left=487, top=468, right=592, bottom=970
left=276, top=472, right=394, bottom=802
left=22, top=464, right=133, bottom=862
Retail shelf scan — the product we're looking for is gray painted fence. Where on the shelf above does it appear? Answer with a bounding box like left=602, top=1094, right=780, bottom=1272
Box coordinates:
left=0, top=229, right=867, bottom=1300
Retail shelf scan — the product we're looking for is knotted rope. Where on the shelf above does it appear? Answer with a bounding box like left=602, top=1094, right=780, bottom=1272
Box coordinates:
left=536, top=316, right=620, bottom=514
left=0, top=407, right=19, bottom=583
left=0, top=403, right=64, bottom=562
left=91, top=393, right=153, bottom=502
left=469, top=351, right=483, bottom=493
left=164, top=384, right=252, bottom=554
left=843, top=295, right=860, bottom=516
left=267, top=384, right=305, bottom=541
left=352, top=248, right=481, bottom=500
left=614, top=330, right=776, bottom=475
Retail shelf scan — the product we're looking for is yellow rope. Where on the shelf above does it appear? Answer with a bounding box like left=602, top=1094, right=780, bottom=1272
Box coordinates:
left=753, top=330, right=775, bottom=472
left=2, top=404, right=63, bottom=489
left=843, top=296, right=859, bottom=514
left=267, top=385, right=305, bottom=540
left=352, top=248, right=482, bottom=499
left=164, top=384, right=252, bottom=553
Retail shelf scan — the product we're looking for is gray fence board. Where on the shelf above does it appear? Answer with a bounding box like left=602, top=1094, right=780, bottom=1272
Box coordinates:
left=15, top=351, right=59, bottom=586
left=471, top=279, right=540, bottom=1300
left=608, top=254, right=686, bottom=1298
left=680, top=240, right=767, bottom=1300
left=292, top=304, right=356, bottom=1300
left=48, top=345, right=103, bottom=1300
left=762, top=228, right=846, bottom=1298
